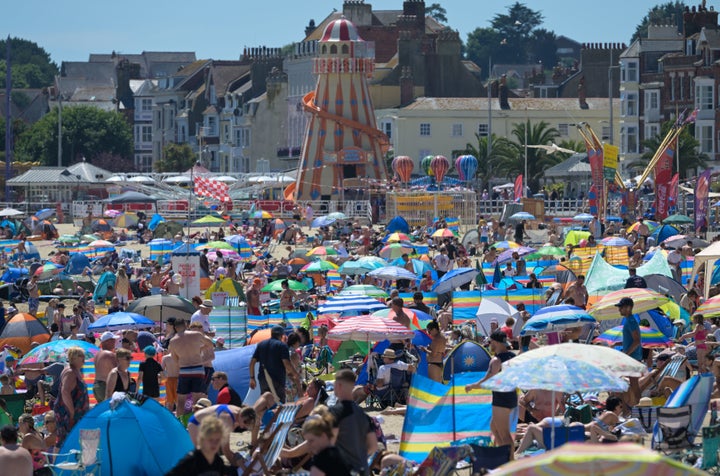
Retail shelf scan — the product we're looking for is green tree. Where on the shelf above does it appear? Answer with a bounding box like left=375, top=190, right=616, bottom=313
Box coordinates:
left=494, top=120, right=562, bottom=192
left=426, top=3, right=448, bottom=24
left=632, top=2, right=684, bottom=42
left=462, top=133, right=516, bottom=190
left=16, top=105, right=132, bottom=166
left=632, top=120, right=707, bottom=179
left=155, top=143, right=196, bottom=172
left=0, top=37, right=58, bottom=88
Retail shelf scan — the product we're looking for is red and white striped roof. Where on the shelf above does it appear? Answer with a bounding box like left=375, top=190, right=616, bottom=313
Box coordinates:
left=320, top=17, right=362, bottom=42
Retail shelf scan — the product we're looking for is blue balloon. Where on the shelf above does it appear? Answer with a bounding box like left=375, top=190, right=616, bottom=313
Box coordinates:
left=456, top=155, right=478, bottom=182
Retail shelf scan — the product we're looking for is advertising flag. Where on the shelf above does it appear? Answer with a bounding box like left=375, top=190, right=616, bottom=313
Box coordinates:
left=654, top=138, right=676, bottom=220
left=695, top=169, right=712, bottom=233
left=668, top=173, right=679, bottom=215
left=514, top=174, right=523, bottom=202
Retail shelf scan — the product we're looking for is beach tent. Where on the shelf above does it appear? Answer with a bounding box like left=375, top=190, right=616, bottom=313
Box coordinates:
left=65, top=253, right=91, bottom=275
left=32, top=220, right=58, bottom=239
left=18, top=241, right=40, bottom=261
left=104, top=191, right=157, bottom=204
left=204, top=277, right=245, bottom=302
left=442, top=340, right=491, bottom=381
left=650, top=224, right=679, bottom=245
left=0, top=267, right=28, bottom=283
left=92, top=270, right=117, bottom=303
left=57, top=396, right=192, bottom=475
left=690, top=241, right=720, bottom=299
left=564, top=230, right=591, bottom=246
left=147, top=213, right=165, bottom=232
left=0, top=313, right=50, bottom=354
left=208, top=344, right=256, bottom=405
left=153, top=221, right=184, bottom=240
left=386, top=216, right=410, bottom=234
left=584, top=251, right=674, bottom=295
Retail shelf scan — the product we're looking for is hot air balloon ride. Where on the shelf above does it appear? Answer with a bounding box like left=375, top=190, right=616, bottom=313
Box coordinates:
left=421, top=155, right=434, bottom=177
left=430, top=155, right=450, bottom=186
left=455, top=155, right=479, bottom=186
left=392, top=155, right=414, bottom=186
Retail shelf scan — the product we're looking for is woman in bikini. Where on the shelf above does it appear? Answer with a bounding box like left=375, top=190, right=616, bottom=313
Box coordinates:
left=680, top=314, right=709, bottom=373
left=420, top=321, right=446, bottom=383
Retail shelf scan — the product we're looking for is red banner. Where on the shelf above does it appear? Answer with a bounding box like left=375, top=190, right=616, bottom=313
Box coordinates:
left=588, top=147, right=604, bottom=217
left=654, top=138, right=676, bottom=220
left=695, top=169, right=712, bottom=233
left=514, top=175, right=523, bottom=202
left=668, top=173, right=679, bottom=213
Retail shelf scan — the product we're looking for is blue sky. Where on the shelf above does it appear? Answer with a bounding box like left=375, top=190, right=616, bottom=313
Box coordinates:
left=2, top=1, right=660, bottom=64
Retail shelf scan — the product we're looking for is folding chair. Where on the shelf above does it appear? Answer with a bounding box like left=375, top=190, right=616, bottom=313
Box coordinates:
left=44, top=428, right=101, bottom=476
left=386, top=444, right=474, bottom=476
left=467, top=444, right=511, bottom=474
left=652, top=405, right=694, bottom=453
left=240, top=404, right=301, bottom=476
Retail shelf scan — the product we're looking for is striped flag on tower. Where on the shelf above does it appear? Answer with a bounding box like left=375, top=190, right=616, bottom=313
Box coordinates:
left=194, top=176, right=230, bottom=202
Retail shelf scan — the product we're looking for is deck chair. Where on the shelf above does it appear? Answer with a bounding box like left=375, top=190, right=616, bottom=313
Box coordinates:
left=386, top=444, right=474, bottom=476
left=653, top=405, right=694, bottom=453
left=641, top=355, right=688, bottom=402
left=467, top=444, right=511, bottom=474
left=542, top=425, right=585, bottom=450
left=240, top=403, right=301, bottom=476
left=44, top=428, right=101, bottom=476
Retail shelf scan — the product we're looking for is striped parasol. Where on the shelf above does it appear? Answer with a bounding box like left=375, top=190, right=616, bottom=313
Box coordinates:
left=327, top=315, right=415, bottom=342
left=694, top=295, right=720, bottom=318
left=384, top=232, right=411, bottom=243
left=594, top=325, right=673, bottom=348
left=34, top=263, right=64, bottom=280
left=431, top=228, right=456, bottom=238
left=627, top=220, right=659, bottom=233
left=588, top=288, right=671, bottom=320
left=491, top=241, right=521, bottom=250
left=301, top=260, right=338, bottom=273
left=521, top=305, right=596, bottom=335
left=325, top=270, right=343, bottom=288
left=306, top=246, right=338, bottom=257
left=0, top=313, right=50, bottom=354
left=339, top=285, right=388, bottom=298
left=318, top=294, right=386, bottom=316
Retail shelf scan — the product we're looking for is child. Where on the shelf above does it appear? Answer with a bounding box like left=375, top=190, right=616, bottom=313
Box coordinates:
left=161, top=349, right=179, bottom=411
left=0, top=374, right=14, bottom=395
left=138, top=346, right=163, bottom=400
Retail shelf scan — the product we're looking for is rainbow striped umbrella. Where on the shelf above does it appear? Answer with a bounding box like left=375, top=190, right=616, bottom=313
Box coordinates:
left=431, top=228, right=456, bottom=238
left=325, top=270, right=343, bottom=288
left=694, top=295, right=720, bottom=318
left=34, top=263, right=64, bottom=280
left=379, top=243, right=414, bottom=259
left=491, top=241, right=521, bottom=250
left=491, top=442, right=705, bottom=476
left=594, top=325, right=673, bottom=348
left=301, top=260, right=338, bottom=273
left=384, top=232, right=411, bottom=243
left=306, top=246, right=338, bottom=257
left=588, top=288, right=671, bottom=320
left=627, top=220, right=659, bottom=233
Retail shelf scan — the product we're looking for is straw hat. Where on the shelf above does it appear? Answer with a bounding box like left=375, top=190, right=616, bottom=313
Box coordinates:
left=637, top=397, right=654, bottom=407
left=381, top=348, right=398, bottom=359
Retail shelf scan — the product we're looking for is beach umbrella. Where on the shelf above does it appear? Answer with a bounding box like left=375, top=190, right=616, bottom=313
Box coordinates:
left=318, top=294, right=386, bottom=316
left=573, top=213, right=594, bottom=221
left=58, top=234, right=80, bottom=244
left=385, top=232, right=411, bottom=243
left=18, top=340, right=99, bottom=366
left=339, top=285, right=388, bottom=299
left=507, top=343, right=647, bottom=378
left=306, top=246, right=338, bottom=257
left=491, top=241, right=521, bottom=250
left=371, top=308, right=433, bottom=330
left=301, top=260, right=338, bottom=273
left=192, top=215, right=226, bottom=224
left=520, top=305, right=596, bottom=335
left=103, top=209, right=122, bottom=218
left=605, top=215, right=623, bottom=222
left=432, top=267, right=479, bottom=294
left=88, top=312, right=155, bottom=331
left=0, top=313, right=50, bottom=354
left=327, top=212, right=347, bottom=220
left=379, top=243, right=414, bottom=259
left=491, top=442, right=705, bottom=476
left=250, top=210, right=273, bottom=219
left=81, top=234, right=101, bottom=243
left=662, top=235, right=709, bottom=249
left=650, top=224, right=679, bottom=244
left=475, top=298, right=519, bottom=335
left=694, top=295, right=720, bottom=318
left=594, top=325, right=673, bottom=348
left=272, top=218, right=287, bottom=231
left=338, top=257, right=386, bottom=275
left=627, top=220, right=659, bottom=233
left=287, top=257, right=308, bottom=266
left=368, top=266, right=417, bottom=281
left=390, top=257, right=435, bottom=278
left=588, top=288, right=671, bottom=320
left=113, top=212, right=138, bottom=228
left=431, top=228, right=456, bottom=238
left=601, top=237, right=632, bottom=246
left=510, top=212, right=536, bottom=221
left=206, top=250, right=241, bottom=262
left=34, top=263, right=64, bottom=280
left=663, top=213, right=693, bottom=225
left=35, top=208, right=55, bottom=220
left=196, top=241, right=236, bottom=251
left=125, top=295, right=195, bottom=322
left=311, top=216, right=336, bottom=228
left=495, top=246, right=536, bottom=264
left=223, top=236, right=252, bottom=259
left=0, top=208, right=22, bottom=217
left=526, top=245, right=566, bottom=259
left=327, top=315, right=415, bottom=341
left=88, top=240, right=114, bottom=248
left=262, top=279, right=309, bottom=292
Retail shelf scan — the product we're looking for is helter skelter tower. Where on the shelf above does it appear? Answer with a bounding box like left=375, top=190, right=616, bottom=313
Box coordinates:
left=295, top=17, right=389, bottom=201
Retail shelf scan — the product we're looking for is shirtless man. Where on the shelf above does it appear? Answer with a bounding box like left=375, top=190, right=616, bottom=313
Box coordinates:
left=168, top=317, right=215, bottom=415
left=93, top=332, right=118, bottom=403
left=26, top=275, right=39, bottom=317
left=389, top=297, right=411, bottom=329
left=518, top=389, right=565, bottom=423
left=246, top=278, right=262, bottom=316
left=0, top=425, right=32, bottom=476
left=420, top=321, right=446, bottom=382
left=149, top=265, right=165, bottom=295
left=565, top=275, right=589, bottom=309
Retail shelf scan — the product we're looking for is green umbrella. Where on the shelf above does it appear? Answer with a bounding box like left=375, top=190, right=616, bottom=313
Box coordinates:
left=527, top=246, right=567, bottom=259
left=192, top=215, right=226, bottom=224
left=301, top=260, right=339, bottom=273
left=339, top=285, right=388, bottom=298
left=81, top=234, right=100, bottom=243
left=58, top=234, right=80, bottom=244
left=262, top=279, right=309, bottom=292
left=197, top=241, right=236, bottom=251
left=662, top=213, right=693, bottom=225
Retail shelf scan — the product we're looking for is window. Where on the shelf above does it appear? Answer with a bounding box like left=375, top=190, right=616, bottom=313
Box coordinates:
left=645, top=124, right=660, bottom=141
left=141, top=125, right=152, bottom=143
left=621, top=61, right=638, bottom=82
left=696, top=84, right=713, bottom=110
left=137, top=98, right=152, bottom=111
left=207, top=116, right=218, bottom=136
left=236, top=128, right=251, bottom=148
left=621, top=126, right=638, bottom=154
left=670, top=76, right=675, bottom=101
left=558, top=124, right=569, bottom=136
left=451, top=123, right=463, bottom=137
left=645, top=91, right=659, bottom=111
left=477, top=123, right=489, bottom=137
left=698, top=124, right=714, bottom=154
left=134, top=154, right=152, bottom=173
left=380, top=121, right=392, bottom=140
left=601, top=125, right=611, bottom=141
left=419, top=123, right=431, bottom=136
left=624, top=93, right=638, bottom=116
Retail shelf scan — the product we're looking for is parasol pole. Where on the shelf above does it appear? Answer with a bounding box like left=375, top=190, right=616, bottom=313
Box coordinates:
left=550, top=389, right=556, bottom=449
left=451, top=353, right=456, bottom=442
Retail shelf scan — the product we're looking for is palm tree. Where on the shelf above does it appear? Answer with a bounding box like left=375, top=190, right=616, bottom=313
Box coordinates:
left=631, top=120, right=707, bottom=179
left=495, top=120, right=563, bottom=192
left=462, top=133, right=516, bottom=190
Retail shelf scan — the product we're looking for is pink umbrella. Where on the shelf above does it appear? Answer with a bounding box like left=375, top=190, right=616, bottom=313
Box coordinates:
left=327, top=315, right=415, bottom=342
left=207, top=250, right=241, bottom=262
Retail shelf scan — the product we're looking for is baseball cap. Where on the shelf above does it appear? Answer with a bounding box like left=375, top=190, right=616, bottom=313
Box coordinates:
left=100, top=331, right=117, bottom=343
left=143, top=345, right=156, bottom=357
left=614, top=297, right=634, bottom=308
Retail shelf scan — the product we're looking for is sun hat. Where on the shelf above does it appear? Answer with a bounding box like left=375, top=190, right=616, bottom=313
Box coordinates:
left=193, top=398, right=212, bottom=410
left=381, top=348, right=398, bottom=359
left=100, top=331, right=117, bottom=343
left=200, top=299, right=214, bottom=309
left=637, top=397, right=654, bottom=407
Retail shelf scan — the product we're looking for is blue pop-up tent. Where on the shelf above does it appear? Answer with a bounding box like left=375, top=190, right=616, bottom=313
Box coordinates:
left=65, top=252, right=91, bottom=275
left=57, top=396, right=192, bottom=475
left=92, top=270, right=116, bottom=303
left=207, top=344, right=256, bottom=404
left=387, top=216, right=410, bottom=234
left=0, top=267, right=28, bottom=283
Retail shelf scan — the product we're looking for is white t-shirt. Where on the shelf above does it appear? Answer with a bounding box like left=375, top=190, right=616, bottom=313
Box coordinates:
left=190, top=310, right=210, bottom=332
left=376, top=360, right=410, bottom=389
